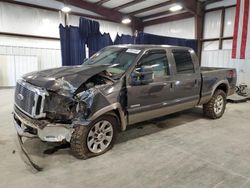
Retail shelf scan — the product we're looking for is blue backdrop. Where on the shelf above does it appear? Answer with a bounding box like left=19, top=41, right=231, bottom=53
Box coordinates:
left=59, top=24, right=84, bottom=66
left=114, top=34, right=135, bottom=45
left=59, top=18, right=198, bottom=66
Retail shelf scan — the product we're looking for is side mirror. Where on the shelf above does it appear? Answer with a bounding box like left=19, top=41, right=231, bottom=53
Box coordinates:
left=131, top=65, right=154, bottom=86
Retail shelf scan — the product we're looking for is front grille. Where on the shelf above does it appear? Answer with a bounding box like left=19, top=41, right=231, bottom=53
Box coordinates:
left=15, top=83, right=35, bottom=115
left=15, top=80, right=48, bottom=118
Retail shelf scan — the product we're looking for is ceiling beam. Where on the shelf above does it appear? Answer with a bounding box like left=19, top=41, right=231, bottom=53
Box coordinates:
left=56, top=0, right=124, bottom=22
left=143, top=12, right=194, bottom=27
left=96, top=0, right=111, bottom=6
left=129, top=0, right=197, bottom=16
left=113, top=0, right=145, bottom=11
left=183, top=0, right=197, bottom=15
left=56, top=0, right=143, bottom=32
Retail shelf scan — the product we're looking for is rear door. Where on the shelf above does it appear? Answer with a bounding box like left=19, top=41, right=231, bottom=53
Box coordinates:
left=170, top=49, right=201, bottom=107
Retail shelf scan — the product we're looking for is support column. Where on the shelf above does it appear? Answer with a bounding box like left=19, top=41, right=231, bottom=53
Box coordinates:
left=195, top=1, right=205, bottom=64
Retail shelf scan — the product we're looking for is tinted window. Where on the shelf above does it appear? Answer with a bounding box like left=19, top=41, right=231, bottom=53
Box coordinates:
left=173, top=50, right=194, bottom=74
left=138, top=50, right=169, bottom=77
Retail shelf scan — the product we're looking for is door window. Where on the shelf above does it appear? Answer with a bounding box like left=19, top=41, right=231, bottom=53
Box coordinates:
left=137, top=50, right=169, bottom=77
left=172, top=50, right=194, bottom=74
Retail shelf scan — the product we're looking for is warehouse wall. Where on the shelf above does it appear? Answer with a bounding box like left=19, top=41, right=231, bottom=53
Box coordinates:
left=0, top=36, right=61, bottom=86
left=201, top=0, right=250, bottom=85
left=143, top=18, right=195, bottom=39
left=0, top=1, right=132, bottom=86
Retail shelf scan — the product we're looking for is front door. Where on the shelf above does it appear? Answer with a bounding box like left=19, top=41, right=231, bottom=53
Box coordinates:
left=127, top=49, right=173, bottom=124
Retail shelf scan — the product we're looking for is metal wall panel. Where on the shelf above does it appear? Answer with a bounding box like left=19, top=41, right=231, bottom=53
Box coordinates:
left=0, top=55, right=15, bottom=86
left=201, top=50, right=250, bottom=85
left=0, top=55, right=38, bottom=86
left=143, top=18, right=195, bottom=39
left=14, top=56, right=38, bottom=82
left=0, top=37, right=61, bottom=86
left=0, top=2, right=62, bottom=38
left=203, top=10, right=222, bottom=39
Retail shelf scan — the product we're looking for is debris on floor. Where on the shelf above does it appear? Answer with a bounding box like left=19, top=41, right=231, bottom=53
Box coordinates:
left=227, top=85, right=250, bottom=103
left=227, top=94, right=249, bottom=103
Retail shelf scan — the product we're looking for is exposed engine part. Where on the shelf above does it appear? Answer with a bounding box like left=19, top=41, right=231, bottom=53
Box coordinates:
left=74, top=72, right=113, bottom=94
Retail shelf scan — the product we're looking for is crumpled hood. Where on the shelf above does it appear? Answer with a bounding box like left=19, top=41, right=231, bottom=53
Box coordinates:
left=22, top=64, right=110, bottom=92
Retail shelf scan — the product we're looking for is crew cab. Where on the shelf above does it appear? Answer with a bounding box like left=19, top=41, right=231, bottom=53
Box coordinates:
left=13, top=45, right=237, bottom=159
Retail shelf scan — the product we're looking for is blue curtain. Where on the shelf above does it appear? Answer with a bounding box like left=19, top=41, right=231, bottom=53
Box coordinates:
left=114, top=34, right=135, bottom=44
left=59, top=18, right=199, bottom=66
left=136, top=33, right=198, bottom=52
left=59, top=24, right=85, bottom=66
left=79, top=17, right=100, bottom=39
left=87, top=33, right=113, bottom=57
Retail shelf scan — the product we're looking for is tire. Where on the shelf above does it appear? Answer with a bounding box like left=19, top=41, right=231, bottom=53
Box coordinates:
left=70, top=115, right=118, bottom=159
left=203, top=89, right=227, bottom=119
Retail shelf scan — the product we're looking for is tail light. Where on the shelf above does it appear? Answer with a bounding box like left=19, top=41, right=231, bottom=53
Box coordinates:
left=227, top=70, right=236, bottom=78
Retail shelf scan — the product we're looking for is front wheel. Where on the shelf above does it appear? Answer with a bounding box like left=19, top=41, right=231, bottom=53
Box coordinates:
left=70, top=115, right=118, bottom=159
left=203, top=89, right=227, bottom=119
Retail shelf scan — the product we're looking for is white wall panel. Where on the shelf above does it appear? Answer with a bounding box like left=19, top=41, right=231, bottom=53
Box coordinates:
left=224, top=7, right=236, bottom=37
left=0, top=2, right=62, bottom=37
left=0, top=55, right=15, bottom=86
left=0, top=55, right=39, bottom=86
left=206, top=0, right=236, bottom=9
left=0, top=35, right=61, bottom=49
left=203, top=41, right=219, bottom=51
left=0, top=35, right=62, bottom=86
left=14, top=56, right=38, bottom=81
left=201, top=50, right=250, bottom=85
left=222, top=40, right=233, bottom=50
left=143, top=18, right=195, bottom=39
left=203, top=10, right=222, bottom=39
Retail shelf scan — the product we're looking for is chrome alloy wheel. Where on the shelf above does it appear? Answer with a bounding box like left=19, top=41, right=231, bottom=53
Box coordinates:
left=214, top=95, right=224, bottom=115
left=87, top=120, right=113, bottom=154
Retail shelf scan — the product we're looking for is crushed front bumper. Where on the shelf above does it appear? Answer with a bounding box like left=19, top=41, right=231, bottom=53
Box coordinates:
left=13, top=108, right=74, bottom=142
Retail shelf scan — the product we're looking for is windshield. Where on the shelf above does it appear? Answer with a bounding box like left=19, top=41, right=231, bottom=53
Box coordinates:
left=84, top=47, right=141, bottom=78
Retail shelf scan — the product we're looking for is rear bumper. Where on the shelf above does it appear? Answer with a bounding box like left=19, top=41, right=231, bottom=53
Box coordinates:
left=13, top=109, right=73, bottom=142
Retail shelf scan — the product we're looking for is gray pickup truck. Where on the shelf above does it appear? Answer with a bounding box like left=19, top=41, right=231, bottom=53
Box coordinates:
left=14, top=45, right=236, bottom=159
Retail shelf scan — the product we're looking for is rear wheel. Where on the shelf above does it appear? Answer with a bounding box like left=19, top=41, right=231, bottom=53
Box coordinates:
left=70, top=115, right=118, bottom=159
left=203, top=89, right=226, bottom=119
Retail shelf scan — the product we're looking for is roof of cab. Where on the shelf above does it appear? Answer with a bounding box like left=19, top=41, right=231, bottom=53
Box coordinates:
left=107, top=44, right=193, bottom=51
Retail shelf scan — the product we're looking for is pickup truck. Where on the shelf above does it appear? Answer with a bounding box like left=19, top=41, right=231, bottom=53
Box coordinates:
left=13, top=45, right=236, bottom=159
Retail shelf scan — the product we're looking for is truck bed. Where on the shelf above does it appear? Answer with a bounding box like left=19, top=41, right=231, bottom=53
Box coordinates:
left=199, top=66, right=237, bottom=105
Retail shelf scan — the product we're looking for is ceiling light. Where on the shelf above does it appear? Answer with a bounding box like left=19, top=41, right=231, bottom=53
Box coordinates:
left=61, top=6, right=71, bottom=13
left=169, top=5, right=183, bottom=12
left=122, top=18, right=131, bottom=24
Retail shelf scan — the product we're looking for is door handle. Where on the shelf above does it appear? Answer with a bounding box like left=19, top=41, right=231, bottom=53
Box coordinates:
left=170, top=82, right=174, bottom=88
left=163, top=82, right=174, bottom=90
left=194, top=79, right=198, bottom=87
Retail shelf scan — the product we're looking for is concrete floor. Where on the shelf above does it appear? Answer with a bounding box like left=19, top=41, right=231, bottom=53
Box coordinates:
left=1, top=89, right=250, bottom=188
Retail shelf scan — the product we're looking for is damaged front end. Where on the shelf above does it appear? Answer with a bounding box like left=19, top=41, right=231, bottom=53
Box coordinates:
left=13, top=69, right=117, bottom=143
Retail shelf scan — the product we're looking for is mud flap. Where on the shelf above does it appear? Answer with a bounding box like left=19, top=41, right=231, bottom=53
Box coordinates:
left=17, top=134, right=43, bottom=171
